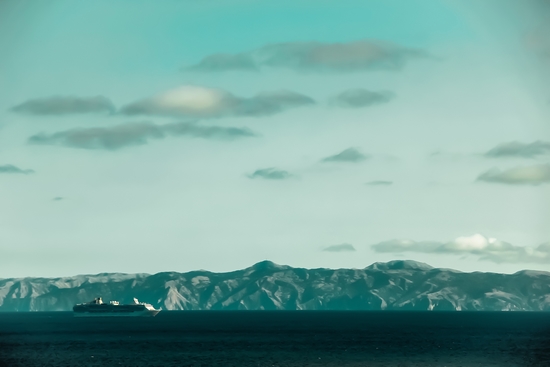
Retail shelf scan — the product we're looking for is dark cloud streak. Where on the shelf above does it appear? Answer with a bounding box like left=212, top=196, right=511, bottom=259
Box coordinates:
left=187, top=53, right=258, bottom=72
left=28, top=121, right=256, bottom=151
left=485, top=141, right=550, bottom=158
left=248, top=168, right=292, bottom=180
left=0, top=164, right=34, bottom=174
left=332, top=89, right=394, bottom=108
left=187, top=39, right=428, bottom=73
left=321, top=148, right=369, bottom=163
left=11, top=96, right=115, bottom=115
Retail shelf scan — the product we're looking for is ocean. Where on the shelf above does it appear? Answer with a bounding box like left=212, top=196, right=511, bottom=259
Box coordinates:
left=0, top=311, right=549, bottom=366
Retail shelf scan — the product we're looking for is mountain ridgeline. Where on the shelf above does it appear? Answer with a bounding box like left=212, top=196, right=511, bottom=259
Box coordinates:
left=1, top=260, right=549, bottom=312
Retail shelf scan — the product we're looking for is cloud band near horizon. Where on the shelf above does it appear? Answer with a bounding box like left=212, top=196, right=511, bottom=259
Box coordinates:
left=372, top=234, right=550, bottom=264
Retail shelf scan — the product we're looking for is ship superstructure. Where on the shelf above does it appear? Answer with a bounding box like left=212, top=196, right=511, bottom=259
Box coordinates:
left=73, top=297, right=160, bottom=317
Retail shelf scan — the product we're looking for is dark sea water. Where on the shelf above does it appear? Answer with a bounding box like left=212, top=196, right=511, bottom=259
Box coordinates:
left=0, top=311, right=549, bottom=367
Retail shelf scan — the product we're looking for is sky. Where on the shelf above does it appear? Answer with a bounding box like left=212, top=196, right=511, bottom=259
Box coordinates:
left=1, top=0, right=550, bottom=277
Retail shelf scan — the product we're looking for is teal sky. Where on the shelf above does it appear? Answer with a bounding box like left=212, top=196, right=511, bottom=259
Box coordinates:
left=1, top=0, right=549, bottom=277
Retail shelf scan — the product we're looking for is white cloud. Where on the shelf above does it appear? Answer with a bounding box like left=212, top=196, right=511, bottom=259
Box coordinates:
left=372, top=234, right=550, bottom=264
left=477, top=164, right=550, bottom=185
left=120, top=85, right=314, bottom=118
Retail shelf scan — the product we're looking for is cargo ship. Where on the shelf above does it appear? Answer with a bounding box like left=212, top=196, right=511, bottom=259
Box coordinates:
left=73, top=297, right=160, bottom=317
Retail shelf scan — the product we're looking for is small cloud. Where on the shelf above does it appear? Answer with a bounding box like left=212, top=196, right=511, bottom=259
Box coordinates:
left=365, top=180, right=393, bottom=186
left=321, top=148, right=369, bottom=163
left=332, top=89, right=394, bottom=108
left=476, top=164, right=550, bottom=185
left=248, top=168, right=292, bottom=180
left=372, top=234, right=550, bottom=264
left=485, top=141, right=550, bottom=158
left=162, top=122, right=256, bottom=140
left=187, top=53, right=258, bottom=72
left=119, top=85, right=314, bottom=118
left=0, top=164, right=34, bottom=174
left=186, top=39, right=428, bottom=73
left=235, top=90, right=315, bottom=117
left=28, top=121, right=256, bottom=151
left=323, top=243, right=356, bottom=252
left=11, top=95, right=115, bottom=115
left=52, top=197, right=64, bottom=201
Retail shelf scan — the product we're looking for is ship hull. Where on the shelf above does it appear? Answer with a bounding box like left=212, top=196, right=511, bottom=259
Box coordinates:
left=73, top=309, right=160, bottom=317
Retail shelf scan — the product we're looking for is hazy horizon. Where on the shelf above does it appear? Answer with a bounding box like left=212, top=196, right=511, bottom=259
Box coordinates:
left=2, top=259, right=548, bottom=280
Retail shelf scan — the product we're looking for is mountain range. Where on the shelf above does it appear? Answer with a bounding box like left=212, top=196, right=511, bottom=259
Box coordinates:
left=1, top=260, right=549, bottom=312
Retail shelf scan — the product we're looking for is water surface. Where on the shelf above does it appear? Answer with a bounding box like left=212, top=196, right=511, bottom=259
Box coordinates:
left=0, top=311, right=549, bottom=366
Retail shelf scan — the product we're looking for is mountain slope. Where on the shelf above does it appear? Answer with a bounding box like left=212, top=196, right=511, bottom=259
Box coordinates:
left=1, top=260, right=549, bottom=311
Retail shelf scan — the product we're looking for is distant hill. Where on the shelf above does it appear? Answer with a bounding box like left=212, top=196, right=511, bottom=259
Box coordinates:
left=1, top=260, right=549, bottom=311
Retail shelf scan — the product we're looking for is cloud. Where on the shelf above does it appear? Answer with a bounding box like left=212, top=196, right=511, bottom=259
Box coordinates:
left=11, top=96, right=115, bottom=115
left=332, top=89, right=394, bottom=108
left=234, top=90, right=315, bottom=117
left=323, top=243, right=356, bottom=252
left=248, top=168, right=292, bottom=180
left=29, top=122, right=163, bottom=150
left=187, top=39, right=428, bottom=72
left=372, top=234, right=550, bottom=264
left=485, top=141, right=550, bottom=158
left=321, top=148, right=369, bottom=163
left=366, top=180, right=393, bottom=186
left=187, top=53, right=258, bottom=72
left=476, top=164, right=550, bottom=185
left=28, top=121, right=256, bottom=150
left=162, top=122, right=256, bottom=139
left=0, top=164, right=34, bottom=174
left=119, top=86, right=314, bottom=118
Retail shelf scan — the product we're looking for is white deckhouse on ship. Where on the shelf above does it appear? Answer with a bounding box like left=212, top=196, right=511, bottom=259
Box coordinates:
left=73, top=297, right=160, bottom=317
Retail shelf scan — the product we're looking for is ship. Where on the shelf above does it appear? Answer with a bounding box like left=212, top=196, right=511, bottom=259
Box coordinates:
left=72, top=297, right=160, bottom=317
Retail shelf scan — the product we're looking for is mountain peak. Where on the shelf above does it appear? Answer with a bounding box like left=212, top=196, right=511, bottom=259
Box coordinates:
left=249, top=260, right=288, bottom=272
left=513, top=270, right=550, bottom=277
left=366, top=260, right=434, bottom=271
